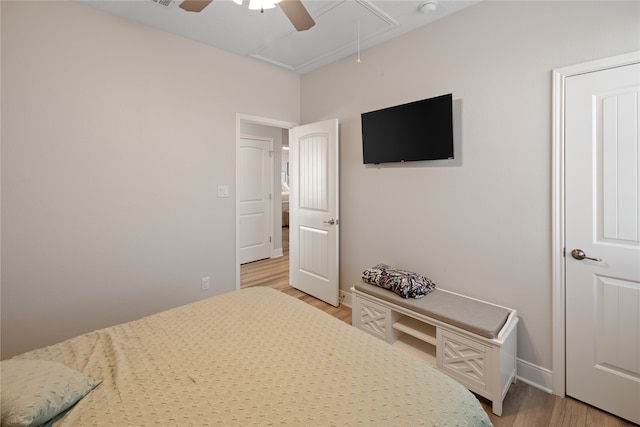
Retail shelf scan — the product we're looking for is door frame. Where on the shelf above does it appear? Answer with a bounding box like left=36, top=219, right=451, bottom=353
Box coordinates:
left=551, top=51, right=640, bottom=397
left=235, top=114, right=298, bottom=290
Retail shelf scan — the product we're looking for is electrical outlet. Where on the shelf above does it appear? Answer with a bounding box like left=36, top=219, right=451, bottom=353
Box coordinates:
left=201, top=277, right=210, bottom=291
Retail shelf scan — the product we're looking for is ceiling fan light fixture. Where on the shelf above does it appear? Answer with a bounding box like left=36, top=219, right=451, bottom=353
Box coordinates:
left=179, top=0, right=313, bottom=32
left=248, top=0, right=280, bottom=11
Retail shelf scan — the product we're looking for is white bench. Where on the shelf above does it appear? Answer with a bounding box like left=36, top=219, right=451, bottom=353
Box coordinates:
left=352, top=282, right=518, bottom=416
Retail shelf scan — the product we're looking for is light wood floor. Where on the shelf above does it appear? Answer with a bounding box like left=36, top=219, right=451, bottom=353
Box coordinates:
left=240, top=228, right=635, bottom=427
left=240, top=227, right=351, bottom=324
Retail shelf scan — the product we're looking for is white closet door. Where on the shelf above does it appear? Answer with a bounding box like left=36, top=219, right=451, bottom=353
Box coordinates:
left=565, top=61, right=640, bottom=424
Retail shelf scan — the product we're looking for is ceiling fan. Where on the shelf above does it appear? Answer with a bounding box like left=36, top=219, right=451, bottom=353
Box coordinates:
left=179, top=0, right=316, bottom=31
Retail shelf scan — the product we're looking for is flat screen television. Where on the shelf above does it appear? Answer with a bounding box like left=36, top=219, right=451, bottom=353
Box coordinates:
left=361, top=94, right=454, bottom=164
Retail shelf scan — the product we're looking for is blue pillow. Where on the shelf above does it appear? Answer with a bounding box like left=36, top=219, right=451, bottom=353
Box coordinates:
left=0, top=359, right=101, bottom=427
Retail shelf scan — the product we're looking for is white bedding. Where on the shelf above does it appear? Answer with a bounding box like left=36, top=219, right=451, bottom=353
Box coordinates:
left=11, top=287, right=492, bottom=426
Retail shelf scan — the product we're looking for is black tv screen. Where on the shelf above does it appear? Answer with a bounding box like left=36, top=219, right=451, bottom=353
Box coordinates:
left=361, top=94, right=454, bottom=164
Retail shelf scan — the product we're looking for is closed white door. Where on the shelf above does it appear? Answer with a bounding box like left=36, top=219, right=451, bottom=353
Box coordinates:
left=289, top=119, right=339, bottom=306
left=565, top=60, right=640, bottom=424
left=239, top=136, right=272, bottom=264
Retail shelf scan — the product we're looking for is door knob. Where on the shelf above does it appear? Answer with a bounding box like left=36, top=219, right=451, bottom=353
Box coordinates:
left=570, top=249, right=602, bottom=262
left=323, top=218, right=337, bottom=225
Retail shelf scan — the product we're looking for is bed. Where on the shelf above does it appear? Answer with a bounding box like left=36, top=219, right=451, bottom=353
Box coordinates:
left=1, top=287, right=492, bottom=426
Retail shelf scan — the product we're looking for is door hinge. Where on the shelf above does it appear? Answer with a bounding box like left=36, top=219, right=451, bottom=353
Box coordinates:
left=269, top=193, right=272, bottom=200
left=269, top=236, right=272, bottom=242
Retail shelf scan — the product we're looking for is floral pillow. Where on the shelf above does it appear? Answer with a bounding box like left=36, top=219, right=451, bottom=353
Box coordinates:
left=362, top=264, right=436, bottom=299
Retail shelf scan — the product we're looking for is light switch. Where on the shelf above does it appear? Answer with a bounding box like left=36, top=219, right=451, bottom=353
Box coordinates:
left=217, top=185, right=230, bottom=198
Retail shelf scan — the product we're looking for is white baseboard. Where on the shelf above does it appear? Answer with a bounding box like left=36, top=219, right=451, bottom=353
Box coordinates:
left=516, top=358, right=553, bottom=394
left=340, top=289, right=352, bottom=308
left=271, top=248, right=283, bottom=258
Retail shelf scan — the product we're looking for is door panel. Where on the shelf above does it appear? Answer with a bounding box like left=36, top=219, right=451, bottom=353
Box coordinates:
left=565, top=61, right=640, bottom=424
left=290, top=119, right=339, bottom=306
left=601, top=89, right=639, bottom=242
left=597, top=276, right=639, bottom=375
left=239, top=137, right=272, bottom=264
left=299, top=226, right=329, bottom=279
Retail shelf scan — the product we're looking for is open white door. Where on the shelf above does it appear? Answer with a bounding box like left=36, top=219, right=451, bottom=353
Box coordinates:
left=289, top=119, right=339, bottom=306
left=565, top=59, right=640, bottom=424
left=239, top=136, right=273, bottom=264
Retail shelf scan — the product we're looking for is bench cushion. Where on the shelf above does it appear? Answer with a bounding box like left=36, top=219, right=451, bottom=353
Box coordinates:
left=354, top=281, right=510, bottom=339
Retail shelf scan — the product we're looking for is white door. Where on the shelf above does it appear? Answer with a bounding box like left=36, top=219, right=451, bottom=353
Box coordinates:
left=289, top=119, right=339, bottom=306
left=565, top=60, right=640, bottom=424
left=239, top=136, right=272, bottom=264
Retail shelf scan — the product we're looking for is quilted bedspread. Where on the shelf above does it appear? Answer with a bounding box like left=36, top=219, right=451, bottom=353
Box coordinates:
left=14, top=287, right=492, bottom=426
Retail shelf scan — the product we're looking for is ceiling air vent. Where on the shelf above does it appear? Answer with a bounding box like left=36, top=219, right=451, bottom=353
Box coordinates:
left=151, top=0, right=173, bottom=7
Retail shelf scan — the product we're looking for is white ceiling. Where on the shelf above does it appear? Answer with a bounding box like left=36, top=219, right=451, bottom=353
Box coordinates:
left=79, top=0, right=479, bottom=74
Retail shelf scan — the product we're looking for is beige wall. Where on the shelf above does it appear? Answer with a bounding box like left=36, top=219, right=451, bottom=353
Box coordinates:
left=300, top=0, right=639, bottom=384
left=0, top=1, right=300, bottom=358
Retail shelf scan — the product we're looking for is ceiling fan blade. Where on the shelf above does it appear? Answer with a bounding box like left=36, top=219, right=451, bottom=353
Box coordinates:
left=278, top=0, right=315, bottom=31
left=179, top=0, right=213, bottom=13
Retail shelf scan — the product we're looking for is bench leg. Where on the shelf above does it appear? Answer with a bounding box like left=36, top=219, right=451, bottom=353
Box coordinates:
left=492, top=399, right=503, bottom=416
